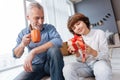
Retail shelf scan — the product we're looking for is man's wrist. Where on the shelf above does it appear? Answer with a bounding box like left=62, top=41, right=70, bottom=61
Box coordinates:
left=20, top=43, right=25, bottom=48
left=30, top=49, right=37, bottom=56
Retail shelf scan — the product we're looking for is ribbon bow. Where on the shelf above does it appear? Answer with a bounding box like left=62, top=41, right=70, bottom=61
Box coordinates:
left=70, top=35, right=86, bottom=62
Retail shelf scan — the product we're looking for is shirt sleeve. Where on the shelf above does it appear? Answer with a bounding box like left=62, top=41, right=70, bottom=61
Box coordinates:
left=47, top=24, right=63, bottom=48
left=12, top=28, right=30, bottom=58
left=95, top=30, right=110, bottom=61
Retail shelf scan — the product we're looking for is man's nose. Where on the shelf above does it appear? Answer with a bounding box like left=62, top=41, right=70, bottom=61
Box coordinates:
left=38, top=18, right=43, bottom=24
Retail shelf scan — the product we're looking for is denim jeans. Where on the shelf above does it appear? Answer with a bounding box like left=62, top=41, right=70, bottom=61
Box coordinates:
left=14, top=46, right=65, bottom=80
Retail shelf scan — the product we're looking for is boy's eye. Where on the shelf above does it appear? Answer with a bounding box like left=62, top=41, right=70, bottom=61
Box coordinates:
left=76, top=21, right=81, bottom=25
left=72, top=26, right=75, bottom=30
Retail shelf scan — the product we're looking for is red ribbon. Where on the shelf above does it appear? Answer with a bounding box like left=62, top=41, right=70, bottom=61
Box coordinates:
left=70, top=35, right=86, bottom=62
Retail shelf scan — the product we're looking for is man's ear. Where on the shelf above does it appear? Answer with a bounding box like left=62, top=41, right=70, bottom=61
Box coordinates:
left=26, top=15, right=29, bottom=20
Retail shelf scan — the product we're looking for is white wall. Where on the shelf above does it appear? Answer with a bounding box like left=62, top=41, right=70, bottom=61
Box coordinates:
left=111, top=0, right=120, bottom=33
left=117, top=21, right=120, bottom=33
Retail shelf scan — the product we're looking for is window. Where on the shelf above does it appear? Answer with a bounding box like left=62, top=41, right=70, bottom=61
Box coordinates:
left=0, top=0, right=43, bottom=72
left=0, top=0, right=26, bottom=71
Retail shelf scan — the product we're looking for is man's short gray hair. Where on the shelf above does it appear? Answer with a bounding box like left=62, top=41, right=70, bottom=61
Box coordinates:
left=26, top=1, right=43, bottom=15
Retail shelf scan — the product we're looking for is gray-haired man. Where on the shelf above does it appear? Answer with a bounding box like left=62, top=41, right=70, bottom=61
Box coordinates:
left=13, top=1, right=64, bottom=80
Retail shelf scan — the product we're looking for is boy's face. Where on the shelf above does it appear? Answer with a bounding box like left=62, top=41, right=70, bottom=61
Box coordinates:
left=27, top=7, right=44, bottom=30
left=72, top=21, right=89, bottom=35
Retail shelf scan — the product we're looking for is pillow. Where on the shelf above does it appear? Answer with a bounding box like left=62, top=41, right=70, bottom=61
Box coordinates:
left=60, top=42, right=71, bottom=56
left=107, top=33, right=120, bottom=45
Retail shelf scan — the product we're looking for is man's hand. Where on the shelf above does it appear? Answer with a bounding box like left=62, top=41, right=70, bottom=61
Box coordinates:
left=23, top=50, right=35, bottom=72
left=13, top=33, right=31, bottom=58
left=21, top=33, right=31, bottom=47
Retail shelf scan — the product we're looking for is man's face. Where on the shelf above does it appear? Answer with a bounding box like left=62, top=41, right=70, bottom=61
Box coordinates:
left=27, top=7, right=44, bottom=30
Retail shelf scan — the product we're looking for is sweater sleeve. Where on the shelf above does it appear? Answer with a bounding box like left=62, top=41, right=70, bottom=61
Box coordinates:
left=95, top=30, right=110, bottom=61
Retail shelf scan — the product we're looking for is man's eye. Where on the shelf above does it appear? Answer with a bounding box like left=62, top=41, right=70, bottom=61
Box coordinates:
left=41, top=17, right=44, bottom=19
left=34, top=17, right=39, bottom=20
left=35, top=17, right=44, bottom=20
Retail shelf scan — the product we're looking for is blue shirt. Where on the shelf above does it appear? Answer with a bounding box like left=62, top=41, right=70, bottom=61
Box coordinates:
left=13, top=24, right=63, bottom=64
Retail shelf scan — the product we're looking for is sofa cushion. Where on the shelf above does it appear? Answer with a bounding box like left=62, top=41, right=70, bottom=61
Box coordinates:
left=60, top=42, right=71, bottom=56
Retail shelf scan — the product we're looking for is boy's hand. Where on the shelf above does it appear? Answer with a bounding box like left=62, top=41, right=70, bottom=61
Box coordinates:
left=85, top=44, right=97, bottom=57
